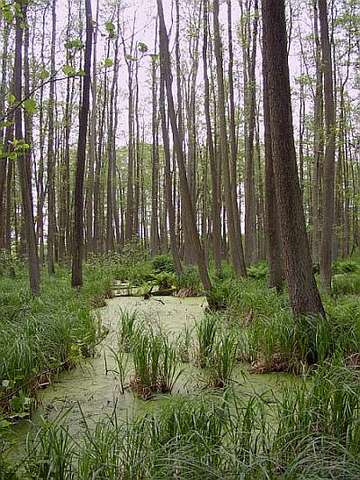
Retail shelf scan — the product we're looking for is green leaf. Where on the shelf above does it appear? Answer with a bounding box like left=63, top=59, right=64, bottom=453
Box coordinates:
left=138, top=42, right=148, bottom=53
left=7, top=93, right=16, bottom=105
left=103, top=57, right=113, bottom=67
left=64, top=38, right=84, bottom=50
left=38, top=68, right=50, bottom=80
left=105, top=20, right=116, bottom=38
left=23, top=98, right=37, bottom=115
left=62, top=64, right=77, bottom=77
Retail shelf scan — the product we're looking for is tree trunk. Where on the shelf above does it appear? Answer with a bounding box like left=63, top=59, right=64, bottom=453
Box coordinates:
left=203, top=0, right=222, bottom=273
left=14, top=1, right=40, bottom=295
left=262, top=44, right=284, bottom=291
left=47, top=0, right=57, bottom=274
left=319, top=0, right=336, bottom=291
left=262, top=0, right=324, bottom=317
left=157, top=0, right=214, bottom=301
left=71, top=0, right=93, bottom=287
left=213, top=0, right=246, bottom=277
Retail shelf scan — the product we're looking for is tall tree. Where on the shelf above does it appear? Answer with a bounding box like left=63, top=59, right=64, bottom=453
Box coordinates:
left=14, top=0, right=40, bottom=295
left=262, top=43, right=284, bottom=291
left=203, top=0, right=221, bottom=272
left=319, top=0, right=336, bottom=291
left=262, top=0, right=324, bottom=316
left=213, top=0, right=246, bottom=277
left=71, top=0, right=93, bottom=288
left=47, top=0, right=57, bottom=274
left=157, top=0, right=214, bottom=302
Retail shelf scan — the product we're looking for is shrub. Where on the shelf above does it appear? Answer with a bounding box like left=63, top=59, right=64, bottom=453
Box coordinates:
left=152, top=254, right=175, bottom=273
left=333, top=259, right=359, bottom=274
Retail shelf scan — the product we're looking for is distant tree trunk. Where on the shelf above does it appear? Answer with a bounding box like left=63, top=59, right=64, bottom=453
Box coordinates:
left=262, top=0, right=324, bottom=316
left=243, top=0, right=259, bottom=266
left=213, top=0, right=246, bottom=277
left=227, top=0, right=247, bottom=273
left=319, top=0, right=336, bottom=292
left=311, top=0, right=324, bottom=263
left=150, top=52, right=161, bottom=255
left=159, top=75, right=182, bottom=275
left=0, top=23, right=10, bottom=249
left=124, top=25, right=136, bottom=243
left=47, top=0, right=57, bottom=274
left=14, top=1, right=40, bottom=295
left=86, top=0, right=99, bottom=254
left=203, top=0, right=221, bottom=273
left=71, top=0, right=93, bottom=288
left=157, top=0, right=214, bottom=300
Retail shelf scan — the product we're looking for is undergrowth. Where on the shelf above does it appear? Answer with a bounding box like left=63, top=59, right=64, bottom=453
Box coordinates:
left=11, top=362, right=360, bottom=479
left=0, top=264, right=112, bottom=418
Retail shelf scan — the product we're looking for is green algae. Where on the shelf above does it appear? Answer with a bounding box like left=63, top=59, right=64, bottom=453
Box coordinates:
left=7, top=295, right=298, bottom=458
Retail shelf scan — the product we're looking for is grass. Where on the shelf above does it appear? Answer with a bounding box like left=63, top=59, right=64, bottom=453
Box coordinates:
left=207, top=333, right=238, bottom=388
left=0, top=264, right=111, bottom=417
left=195, top=313, right=219, bottom=368
left=130, top=325, right=182, bottom=399
left=15, top=361, right=360, bottom=478
left=3, top=251, right=360, bottom=478
left=118, top=309, right=138, bottom=352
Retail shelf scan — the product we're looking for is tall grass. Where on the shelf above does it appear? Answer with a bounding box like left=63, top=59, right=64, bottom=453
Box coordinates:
left=12, top=364, right=360, bottom=478
left=0, top=266, right=110, bottom=416
left=207, top=333, right=238, bottom=388
left=118, top=309, right=138, bottom=352
left=130, top=326, right=182, bottom=399
left=195, top=314, right=218, bottom=368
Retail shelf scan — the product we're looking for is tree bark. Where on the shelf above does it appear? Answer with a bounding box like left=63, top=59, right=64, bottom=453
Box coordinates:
left=157, top=0, right=214, bottom=300
left=14, top=1, right=40, bottom=295
left=262, top=0, right=324, bottom=316
left=213, top=0, right=246, bottom=277
left=71, top=0, right=93, bottom=287
left=319, top=0, right=336, bottom=291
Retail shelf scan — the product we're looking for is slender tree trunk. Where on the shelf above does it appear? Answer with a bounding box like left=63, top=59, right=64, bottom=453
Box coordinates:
left=213, top=0, right=246, bottom=277
left=203, top=0, right=221, bottom=272
left=71, top=0, right=93, bottom=287
left=244, top=0, right=259, bottom=265
left=157, top=0, right=214, bottom=301
left=159, top=75, right=182, bottom=275
left=14, top=1, right=40, bottom=295
left=150, top=52, right=161, bottom=255
left=47, top=0, right=56, bottom=274
left=319, top=0, right=336, bottom=291
left=227, top=0, right=247, bottom=273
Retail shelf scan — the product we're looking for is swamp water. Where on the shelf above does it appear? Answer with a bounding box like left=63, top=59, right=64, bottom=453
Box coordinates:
left=8, top=294, right=296, bottom=455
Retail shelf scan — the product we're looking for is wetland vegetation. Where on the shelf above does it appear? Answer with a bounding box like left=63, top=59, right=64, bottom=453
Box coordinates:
left=1, top=0, right=359, bottom=477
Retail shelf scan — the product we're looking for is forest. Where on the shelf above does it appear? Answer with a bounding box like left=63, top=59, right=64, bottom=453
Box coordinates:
left=0, top=0, right=359, bottom=477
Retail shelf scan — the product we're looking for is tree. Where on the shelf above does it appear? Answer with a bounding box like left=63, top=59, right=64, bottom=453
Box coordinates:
left=318, top=0, right=336, bottom=291
left=213, top=0, right=246, bottom=277
left=156, top=0, right=214, bottom=301
left=262, top=0, right=324, bottom=316
left=47, top=0, right=57, bottom=274
left=203, top=0, right=221, bottom=272
left=71, top=0, right=93, bottom=288
left=262, top=41, right=284, bottom=291
left=14, top=0, right=40, bottom=295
